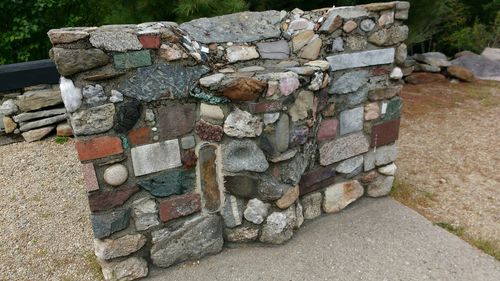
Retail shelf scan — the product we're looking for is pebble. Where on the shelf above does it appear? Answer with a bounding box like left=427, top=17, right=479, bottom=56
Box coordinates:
left=103, top=164, right=129, bottom=186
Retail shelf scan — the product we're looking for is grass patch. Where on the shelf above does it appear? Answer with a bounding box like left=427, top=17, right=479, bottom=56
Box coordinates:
left=470, top=239, right=500, bottom=261
left=463, top=85, right=500, bottom=107
left=54, top=136, right=69, bottom=144
left=390, top=178, right=435, bottom=209
left=83, top=250, right=103, bottom=280
left=435, top=222, right=465, bottom=236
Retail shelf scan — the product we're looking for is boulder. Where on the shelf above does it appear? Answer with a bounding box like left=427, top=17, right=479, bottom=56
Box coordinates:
left=451, top=53, right=500, bottom=81
left=447, top=65, right=475, bottom=82
left=481, top=47, right=500, bottom=61
left=413, top=52, right=451, bottom=68
left=405, top=73, right=448, bottom=84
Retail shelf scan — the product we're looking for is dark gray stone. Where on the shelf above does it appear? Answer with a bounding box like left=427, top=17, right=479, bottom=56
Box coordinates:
left=114, top=100, right=142, bottom=134
left=51, top=48, right=110, bottom=76
left=257, top=40, right=290, bottom=59
left=330, top=70, right=369, bottom=94
left=452, top=53, right=500, bottom=80
left=259, top=205, right=296, bottom=244
left=180, top=11, right=282, bottom=43
left=326, top=48, right=395, bottom=71
left=138, top=169, right=195, bottom=197
left=118, top=62, right=209, bottom=101
left=91, top=208, right=131, bottom=239
left=221, top=195, right=245, bottom=228
left=223, top=140, right=269, bottom=173
left=83, top=84, right=107, bottom=105
left=257, top=174, right=286, bottom=201
left=224, top=174, right=259, bottom=198
left=413, top=52, right=451, bottom=68
left=150, top=214, right=223, bottom=268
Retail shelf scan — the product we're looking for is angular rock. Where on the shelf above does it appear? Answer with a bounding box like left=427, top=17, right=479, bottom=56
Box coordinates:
left=447, top=65, right=475, bottom=82
left=196, top=119, right=224, bottom=142
left=70, top=103, right=115, bottom=136
left=300, top=192, right=322, bottom=220
left=336, top=155, right=363, bottom=174
left=276, top=185, right=299, bottom=209
left=223, top=140, right=269, bottom=173
left=317, top=118, right=338, bottom=142
left=221, top=195, right=244, bottom=228
left=1, top=100, right=19, bottom=116
left=108, top=90, right=123, bottom=104
left=319, top=132, right=369, bottom=166
left=257, top=40, right=290, bottom=59
left=279, top=73, right=301, bottom=96
left=200, top=73, right=225, bottom=89
left=199, top=144, right=221, bottom=212
left=159, top=193, right=201, bottom=222
left=82, top=84, right=107, bottom=106
left=131, top=139, right=182, bottom=176
left=224, top=225, right=259, bottom=242
left=256, top=174, right=286, bottom=201
left=378, top=10, right=394, bottom=27
left=365, top=102, right=380, bottom=121
left=15, top=89, right=62, bottom=112
left=180, top=135, right=196, bottom=149
left=331, top=37, right=344, bottom=52
left=243, top=198, right=270, bottom=224
left=300, top=38, right=322, bottom=60
left=103, top=164, right=129, bottom=186
left=413, top=52, right=450, bottom=68
left=94, top=234, right=146, bottom=260
left=221, top=78, right=266, bottom=101
left=378, top=163, right=397, bottom=176
left=138, top=168, right=194, bottom=197
left=292, top=30, right=316, bottom=52
left=263, top=112, right=280, bottom=125
left=295, top=202, right=304, bottom=229
left=343, top=20, right=358, bottom=33
left=90, top=31, right=142, bottom=52
left=260, top=207, right=296, bottom=244
left=159, top=44, right=186, bottom=61
left=364, top=144, right=399, bottom=170
left=224, top=174, right=259, bottom=198
left=132, top=197, right=159, bottom=231
left=88, top=186, right=139, bottom=212
left=289, top=90, right=314, bottom=122
left=339, top=106, right=364, bottom=135
left=179, top=11, right=282, bottom=43
left=158, top=103, right=196, bottom=139
left=118, top=62, right=209, bottom=101
left=22, top=126, right=54, bottom=142
left=127, top=127, right=151, bottom=146
left=308, top=72, right=324, bottom=91
left=114, top=100, right=142, bottom=134
left=319, top=15, right=343, bottom=34
left=47, top=28, right=89, bottom=44
left=286, top=66, right=316, bottom=76
left=382, top=98, right=402, bottom=121
left=19, top=114, right=67, bottom=132
left=367, top=175, right=394, bottom=197
left=13, top=108, right=66, bottom=123
left=299, top=165, right=336, bottom=195
left=3, top=116, right=17, bottom=134
left=99, top=256, right=148, bottom=281
left=223, top=108, right=263, bottom=138
left=91, top=208, right=130, bottom=239
left=139, top=35, right=161, bottom=48
left=327, top=48, right=395, bottom=71
left=51, top=48, right=109, bottom=76
left=330, top=70, right=369, bottom=94
left=59, top=77, right=82, bottom=113
left=226, top=46, right=259, bottom=63
left=320, top=7, right=368, bottom=35
left=323, top=180, right=364, bottom=213
left=368, top=25, right=409, bottom=46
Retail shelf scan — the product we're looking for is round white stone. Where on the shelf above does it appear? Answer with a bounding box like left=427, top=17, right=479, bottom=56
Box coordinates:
left=104, top=164, right=129, bottom=186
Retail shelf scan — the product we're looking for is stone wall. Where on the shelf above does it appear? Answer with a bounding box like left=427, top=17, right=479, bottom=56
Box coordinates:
left=47, top=1, right=409, bottom=280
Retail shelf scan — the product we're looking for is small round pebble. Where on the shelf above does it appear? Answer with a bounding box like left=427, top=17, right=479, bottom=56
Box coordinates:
left=103, top=164, right=129, bottom=186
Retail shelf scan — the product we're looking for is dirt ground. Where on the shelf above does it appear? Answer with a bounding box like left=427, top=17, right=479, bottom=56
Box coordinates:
left=394, top=79, right=500, bottom=259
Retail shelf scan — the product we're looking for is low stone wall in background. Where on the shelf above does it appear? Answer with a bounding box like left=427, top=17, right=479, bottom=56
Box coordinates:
left=47, top=1, right=409, bottom=280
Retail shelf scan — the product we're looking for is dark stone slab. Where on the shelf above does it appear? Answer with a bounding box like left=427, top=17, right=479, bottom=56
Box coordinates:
left=0, top=59, right=59, bottom=92
left=90, top=208, right=131, bottom=239
left=299, top=166, right=336, bottom=195
left=138, top=168, right=195, bottom=197
left=371, top=119, right=400, bottom=147
left=114, top=100, right=142, bottom=134
left=88, top=186, right=139, bottom=212
left=256, top=40, right=290, bottom=59
left=224, top=174, right=259, bottom=198
left=158, top=103, right=196, bottom=139
left=382, top=97, right=402, bottom=121
left=158, top=193, right=201, bottom=222
left=118, top=63, right=209, bottom=102
left=199, top=145, right=221, bottom=212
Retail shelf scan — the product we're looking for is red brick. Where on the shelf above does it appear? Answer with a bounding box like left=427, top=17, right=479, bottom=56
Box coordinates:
left=81, top=163, right=100, bottom=192
left=88, top=186, right=139, bottom=212
left=317, top=118, right=338, bottom=142
left=299, top=166, right=336, bottom=195
left=159, top=193, right=201, bottom=222
left=371, top=119, right=400, bottom=147
left=246, top=100, right=283, bottom=114
left=75, top=136, right=123, bottom=161
left=128, top=127, right=150, bottom=146
left=139, top=35, right=161, bottom=49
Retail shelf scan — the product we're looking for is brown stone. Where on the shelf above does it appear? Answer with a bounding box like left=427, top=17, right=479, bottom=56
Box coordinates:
left=447, top=65, right=475, bottom=82
left=88, top=186, right=140, bottom=212
left=75, top=136, right=123, bottom=161
left=56, top=122, right=73, bottom=137
left=371, top=119, right=400, bottom=147
left=158, top=103, right=196, bottom=139
left=276, top=185, right=299, bottom=209
left=128, top=127, right=151, bottom=146
left=405, top=73, right=448, bottom=85
left=299, top=166, right=336, bottom=195
left=139, top=35, right=160, bottom=49
left=3, top=116, right=17, bottom=134
left=159, top=193, right=201, bottom=222
left=82, top=163, right=100, bottom=192
left=199, top=145, right=221, bottom=212
left=195, top=119, right=224, bottom=142
left=246, top=100, right=283, bottom=114
left=321, top=15, right=343, bottom=34
left=371, top=67, right=392, bottom=76
left=368, top=86, right=402, bottom=101
left=361, top=171, right=379, bottom=184
left=181, top=150, right=198, bottom=169
left=221, top=78, right=267, bottom=101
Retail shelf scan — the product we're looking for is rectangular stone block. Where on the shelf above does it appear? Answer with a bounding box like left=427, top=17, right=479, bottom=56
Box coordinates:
left=299, top=166, right=336, bottom=195
left=88, top=186, right=140, bottom=212
left=114, top=50, right=152, bottom=69
left=81, top=163, right=100, bottom=192
left=319, top=132, right=369, bottom=166
left=246, top=100, right=283, bottom=114
left=371, top=119, right=400, bottom=147
left=131, top=139, right=182, bottom=176
left=326, top=48, right=395, bottom=71
left=75, top=136, right=124, bottom=161
left=139, top=35, right=160, bottom=49
left=159, top=193, right=201, bottom=222
left=199, top=145, right=221, bottom=212
left=382, top=97, right=402, bottom=121
left=127, top=127, right=151, bottom=146
left=256, top=40, right=290, bottom=59
left=158, top=104, right=196, bottom=139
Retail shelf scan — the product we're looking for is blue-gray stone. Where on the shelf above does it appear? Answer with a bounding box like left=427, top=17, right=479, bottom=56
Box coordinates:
left=91, top=208, right=131, bottom=239
left=118, top=62, right=209, bottom=102
left=330, top=70, right=369, bottom=94
left=326, top=48, right=395, bottom=71
left=223, top=140, right=269, bottom=173
left=340, top=107, right=364, bottom=135
left=333, top=88, right=368, bottom=112
left=138, top=169, right=195, bottom=197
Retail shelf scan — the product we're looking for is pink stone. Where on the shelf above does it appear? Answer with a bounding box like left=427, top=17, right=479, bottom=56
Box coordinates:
left=317, top=118, right=338, bottom=142
left=81, top=163, right=99, bottom=192
left=279, top=76, right=300, bottom=96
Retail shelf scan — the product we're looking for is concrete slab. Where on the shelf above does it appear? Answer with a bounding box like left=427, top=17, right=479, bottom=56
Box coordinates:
left=148, top=197, right=500, bottom=281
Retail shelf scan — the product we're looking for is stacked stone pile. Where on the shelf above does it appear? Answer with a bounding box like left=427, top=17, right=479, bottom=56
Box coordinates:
left=0, top=84, right=73, bottom=142
left=48, top=1, right=409, bottom=280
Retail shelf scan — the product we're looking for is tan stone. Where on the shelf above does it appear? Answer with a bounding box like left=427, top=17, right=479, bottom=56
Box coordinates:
left=343, top=20, right=358, bottom=33
left=22, top=126, right=54, bottom=142
left=300, top=38, right=322, bottom=60
left=94, top=234, right=146, bottom=260
left=364, top=102, right=380, bottom=121
left=292, top=30, right=315, bottom=52
left=3, top=116, right=17, bottom=134
left=323, top=180, right=364, bottom=213
left=447, top=65, right=475, bottom=82
left=56, top=122, right=73, bottom=137
left=276, top=186, right=299, bottom=209
left=321, top=15, right=343, bottom=34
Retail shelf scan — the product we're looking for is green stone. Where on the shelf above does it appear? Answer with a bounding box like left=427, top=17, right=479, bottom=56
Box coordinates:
left=383, top=97, right=402, bottom=121
left=190, top=88, right=230, bottom=105
left=138, top=168, right=195, bottom=197
left=114, top=50, right=152, bottom=69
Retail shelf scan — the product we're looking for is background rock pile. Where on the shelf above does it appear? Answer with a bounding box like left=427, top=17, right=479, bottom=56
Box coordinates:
left=47, top=1, right=409, bottom=280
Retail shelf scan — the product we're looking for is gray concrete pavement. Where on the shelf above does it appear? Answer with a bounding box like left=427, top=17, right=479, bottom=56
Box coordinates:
left=148, top=197, right=500, bottom=281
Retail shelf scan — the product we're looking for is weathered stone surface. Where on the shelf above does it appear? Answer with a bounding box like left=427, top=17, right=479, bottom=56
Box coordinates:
left=287, top=66, right=316, bottom=76
left=83, top=71, right=126, bottom=82
left=360, top=18, right=376, bottom=32
left=260, top=206, right=296, bottom=244
left=139, top=35, right=161, bottom=48
left=379, top=163, right=397, bottom=176
left=447, top=65, right=475, bottom=82
left=224, top=108, right=263, bottom=138
left=131, top=139, right=182, bottom=176
left=3, top=116, right=17, bottom=134
left=330, top=70, right=368, bottom=94
left=244, top=198, right=270, bottom=224
left=159, top=193, right=201, bottom=222
left=132, top=197, right=159, bottom=231
left=295, top=202, right=304, bottom=229
left=371, top=119, right=400, bottom=147
left=276, top=185, right=299, bottom=209
left=378, top=10, right=395, bottom=27
left=364, top=144, right=399, bottom=170
left=390, top=67, right=403, bottom=80
left=317, top=118, right=338, bottom=142
left=300, top=38, right=322, bottom=60
left=343, top=20, right=358, bottom=33
left=345, top=35, right=367, bottom=51
left=414, top=52, right=450, bottom=68
left=224, top=225, right=259, bottom=242
left=320, top=132, right=369, bottom=166
left=158, top=103, right=196, bottom=139
left=94, top=234, right=146, bottom=260
left=99, top=256, right=148, bottom=281
left=127, top=127, right=150, bottom=146
left=13, top=108, right=66, bottom=123
left=320, top=7, right=368, bottom=35
left=382, top=98, right=402, bottom=121
left=289, top=125, right=310, bottom=147
left=223, top=140, right=269, bottom=173
left=299, top=165, right=336, bottom=195
left=367, top=175, right=395, bottom=197
left=339, top=106, right=364, bottom=135
left=361, top=2, right=395, bottom=11
left=482, top=47, right=500, bottom=61
left=300, top=192, right=322, bottom=220
left=368, top=86, right=402, bottom=101
left=263, top=113, right=280, bottom=125
left=82, top=84, right=107, bottom=106
left=395, top=43, right=408, bottom=65
left=159, top=44, right=186, bottom=61
left=114, top=100, right=141, bottom=134
left=0, top=99, right=18, bottom=116
left=255, top=174, right=286, bottom=201
left=336, top=155, right=363, bottom=174
left=138, top=168, right=194, bottom=197
left=88, top=186, right=139, bottom=212
left=113, top=50, right=152, bottom=69
left=256, top=40, right=290, bottom=59
left=47, top=28, right=89, bottom=44
left=91, top=208, right=130, bottom=239
left=109, top=90, right=123, bottom=104
left=224, top=174, right=259, bottom=198
left=59, top=77, right=82, bottom=113
left=364, top=102, right=380, bottom=121
left=221, top=195, right=244, bottom=228
left=200, top=73, right=225, bottom=89
left=308, top=72, right=324, bottom=91
left=199, top=144, right=221, bottom=212
left=368, top=25, right=409, bottom=46
left=327, top=48, right=395, bottom=71
left=181, top=150, right=198, bottom=169
left=323, top=180, right=364, bottom=213
left=151, top=214, right=223, bottom=267
left=405, top=72, right=448, bottom=84
left=90, top=31, right=142, bottom=52
left=51, top=48, right=109, bottom=76
left=15, top=89, right=62, bottom=112
left=70, top=103, right=115, bottom=136
left=320, top=15, right=343, bottom=34
left=279, top=73, right=301, bottom=96
left=118, top=62, right=209, bottom=101
left=226, top=46, right=260, bottom=63
left=196, top=119, right=224, bottom=142
left=221, top=78, right=267, bottom=101
left=331, top=37, right=344, bottom=52
left=180, top=11, right=282, bottom=43
left=180, top=135, right=196, bottom=149
left=75, top=136, right=123, bottom=161
left=82, top=163, right=100, bottom=193
left=19, top=114, right=66, bottom=132
left=103, top=164, right=129, bottom=186
left=21, top=126, right=54, bottom=142
left=292, top=30, right=315, bottom=52
left=289, top=90, right=314, bottom=122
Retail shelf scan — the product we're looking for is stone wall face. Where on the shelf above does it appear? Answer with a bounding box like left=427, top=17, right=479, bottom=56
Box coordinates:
left=48, top=2, right=409, bottom=280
